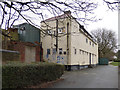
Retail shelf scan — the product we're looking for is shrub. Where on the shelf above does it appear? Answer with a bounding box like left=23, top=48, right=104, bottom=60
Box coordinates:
left=114, top=59, right=120, bottom=62
left=2, top=62, right=64, bottom=88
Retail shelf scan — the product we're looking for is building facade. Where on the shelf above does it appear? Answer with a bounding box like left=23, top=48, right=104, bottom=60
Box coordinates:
left=40, top=11, right=98, bottom=69
left=13, top=23, right=40, bottom=44
left=2, top=23, right=43, bottom=63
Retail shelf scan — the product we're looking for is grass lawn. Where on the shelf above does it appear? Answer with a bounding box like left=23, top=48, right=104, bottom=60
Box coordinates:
left=110, top=62, right=120, bottom=66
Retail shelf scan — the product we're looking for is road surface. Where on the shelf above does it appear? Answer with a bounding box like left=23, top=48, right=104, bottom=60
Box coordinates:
left=50, top=65, right=118, bottom=88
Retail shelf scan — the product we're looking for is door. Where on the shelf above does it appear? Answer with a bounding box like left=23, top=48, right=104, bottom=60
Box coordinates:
left=25, top=46, right=36, bottom=63
left=89, top=53, right=91, bottom=65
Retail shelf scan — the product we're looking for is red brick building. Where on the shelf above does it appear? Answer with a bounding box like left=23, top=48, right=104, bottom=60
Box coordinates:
left=10, top=41, right=43, bottom=62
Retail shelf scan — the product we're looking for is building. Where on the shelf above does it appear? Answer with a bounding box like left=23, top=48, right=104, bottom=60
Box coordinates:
left=13, top=23, right=40, bottom=44
left=10, top=41, right=42, bottom=63
left=2, top=23, right=43, bottom=63
left=40, top=11, right=98, bottom=70
left=12, top=23, right=43, bottom=62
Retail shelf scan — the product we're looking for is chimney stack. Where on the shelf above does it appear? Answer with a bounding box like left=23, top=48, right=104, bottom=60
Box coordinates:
left=64, top=10, right=71, bottom=15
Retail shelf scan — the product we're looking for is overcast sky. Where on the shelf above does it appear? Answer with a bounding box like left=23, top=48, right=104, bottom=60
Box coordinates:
left=85, top=1, right=118, bottom=36
left=12, top=0, right=118, bottom=43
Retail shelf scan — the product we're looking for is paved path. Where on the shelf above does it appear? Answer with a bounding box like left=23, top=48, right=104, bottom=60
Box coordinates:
left=50, top=65, right=118, bottom=88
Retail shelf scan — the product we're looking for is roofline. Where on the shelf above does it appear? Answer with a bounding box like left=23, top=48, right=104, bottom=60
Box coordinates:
left=13, top=23, right=40, bottom=30
left=41, top=11, right=72, bottom=23
left=72, top=18, right=97, bottom=45
left=40, top=12, right=97, bottom=44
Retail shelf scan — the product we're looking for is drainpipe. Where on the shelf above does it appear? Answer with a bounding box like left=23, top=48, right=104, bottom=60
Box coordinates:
left=56, top=19, right=58, bottom=52
left=67, top=22, right=69, bottom=70
left=55, top=19, right=58, bottom=63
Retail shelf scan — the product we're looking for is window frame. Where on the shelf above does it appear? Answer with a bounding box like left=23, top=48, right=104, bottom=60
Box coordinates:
left=86, top=38, right=88, bottom=43
left=47, top=49, right=50, bottom=55
left=75, top=49, right=77, bottom=54
left=59, top=48, right=63, bottom=55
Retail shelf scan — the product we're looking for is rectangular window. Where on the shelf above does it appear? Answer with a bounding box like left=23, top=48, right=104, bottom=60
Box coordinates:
left=75, top=49, right=77, bottom=54
left=54, top=31, right=56, bottom=36
left=64, top=51, right=66, bottom=55
left=58, top=28, right=63, bottom=34
left=90, top=41, right=91, bottom=45
left=47, top=49, right=50, bottom=54
left=59, top=48, right=62, bottom=54
left=86, top=38, right=88, bottom=43
left=92, top=43, right=94, bottom=47
left=53, top=48, right=56, bottom=54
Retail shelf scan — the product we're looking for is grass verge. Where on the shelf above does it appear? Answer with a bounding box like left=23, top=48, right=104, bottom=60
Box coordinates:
left=110, top=62, right=120, bottom=66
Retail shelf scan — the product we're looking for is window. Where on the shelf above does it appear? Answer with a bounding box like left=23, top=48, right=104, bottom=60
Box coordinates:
left=47, top=49, right=50, bottom=54
left=58, top=28, right=63, bottom=33
left=92, top=43, right=94, bottom=47
left=64, top=51, right=66, bottom=55
left=75, top=49, right=77, bottom=54
left=19, top=27, right=26, bottom=35
left=90, top=41, right=91, bottom=45
left=86, top=38, right=88, bottom=43
left=20, top=27, right=25, bottom=31
left=58, top=28, right=65, bottom=34
left=48, top=30, right=52, bottom=34
left=53, top=48, right=56, bottom=54
left=54, top=31, right=56, bottom=36
left=59, top=48, right=62, bottom=54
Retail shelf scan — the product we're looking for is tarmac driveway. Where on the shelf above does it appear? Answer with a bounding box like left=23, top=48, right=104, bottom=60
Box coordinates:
left=50, top=65, right=118, bottom=88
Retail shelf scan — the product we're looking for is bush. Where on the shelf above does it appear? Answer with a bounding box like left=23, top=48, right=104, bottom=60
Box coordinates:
left=2, top=62, right=64, bottom=88
left=114, top=59, right=120, bottom=62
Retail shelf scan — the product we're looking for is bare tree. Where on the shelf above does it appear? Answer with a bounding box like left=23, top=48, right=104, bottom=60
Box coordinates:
left=103, top=0, right=119, bottom=10
left=91, top=28, right=117, bottom=60
left=0, top=0, right=119, bottom=36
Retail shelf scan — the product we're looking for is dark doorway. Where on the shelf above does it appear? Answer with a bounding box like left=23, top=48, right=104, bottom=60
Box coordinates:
left=89, top=53, right=91, bottom=65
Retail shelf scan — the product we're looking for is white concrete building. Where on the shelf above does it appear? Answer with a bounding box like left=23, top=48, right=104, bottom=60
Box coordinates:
left=40, top=11, right=98, bottom=70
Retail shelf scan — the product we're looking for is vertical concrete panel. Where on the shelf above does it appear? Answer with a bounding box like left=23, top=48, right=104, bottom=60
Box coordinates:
left=25, top=46, right=36, bottom=63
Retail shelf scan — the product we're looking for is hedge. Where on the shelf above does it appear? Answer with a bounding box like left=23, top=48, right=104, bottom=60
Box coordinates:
left=114, top=59, right=120, bottom=62
left=2, top=62, right=65, bottom=88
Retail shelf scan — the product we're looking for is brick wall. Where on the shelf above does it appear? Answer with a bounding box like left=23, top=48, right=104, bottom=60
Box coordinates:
left=11, top=41, right=43, bottom=62
left=12, top=42, right=25, bottom=62
left=1, top=50, right=20, bottom=63
left=36, top=46, right=40, bottom=62
left=4, top=41, right=43, bottom=63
